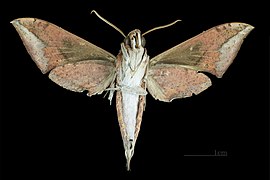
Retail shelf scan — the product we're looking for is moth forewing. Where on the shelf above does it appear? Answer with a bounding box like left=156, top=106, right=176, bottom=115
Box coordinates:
left=11, top=18, right=116, bottom=73
left=149, top=23, right=254, bottom=77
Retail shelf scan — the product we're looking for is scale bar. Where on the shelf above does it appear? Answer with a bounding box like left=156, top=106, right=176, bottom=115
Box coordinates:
left=184, top=154, right=227, bottom=157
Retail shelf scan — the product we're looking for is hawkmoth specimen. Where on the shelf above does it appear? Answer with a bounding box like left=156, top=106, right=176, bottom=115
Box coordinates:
left=11, top=10, right=254, bottom=170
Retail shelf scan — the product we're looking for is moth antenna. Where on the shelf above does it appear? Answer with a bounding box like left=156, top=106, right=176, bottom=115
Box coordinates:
left=91, top=10, right=126, bottom=37
left=142, top=19, right=181, bottom=36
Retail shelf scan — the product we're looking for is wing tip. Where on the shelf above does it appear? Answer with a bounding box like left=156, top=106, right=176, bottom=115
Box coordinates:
left=11, top=18, right=40, bottom=27
left=227, top=22, right=254, bottom=33
left=10, top=18, right=21, bottom=27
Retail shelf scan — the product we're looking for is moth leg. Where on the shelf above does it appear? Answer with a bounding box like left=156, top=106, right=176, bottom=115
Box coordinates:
left=121, top=43, right=129, bottom=60
left=106, top=85, right=116, bottom=105
left=105, top=73, right=117, bottom=105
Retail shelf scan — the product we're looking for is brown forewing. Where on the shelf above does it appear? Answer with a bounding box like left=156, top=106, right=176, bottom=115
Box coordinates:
left=149, top=23, right=254, bottom=78
left=11, top=18, right=116, bottom=74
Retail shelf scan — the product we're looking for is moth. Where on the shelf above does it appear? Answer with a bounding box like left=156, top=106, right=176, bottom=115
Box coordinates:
left=11, top=10, right=254, bottom=170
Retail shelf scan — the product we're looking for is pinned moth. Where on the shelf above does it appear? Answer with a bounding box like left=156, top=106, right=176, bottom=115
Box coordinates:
left=11, top=10, right=254, bottom=170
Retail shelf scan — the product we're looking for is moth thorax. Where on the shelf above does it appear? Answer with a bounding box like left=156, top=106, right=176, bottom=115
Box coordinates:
left=124, top=29, right=146, bottom=48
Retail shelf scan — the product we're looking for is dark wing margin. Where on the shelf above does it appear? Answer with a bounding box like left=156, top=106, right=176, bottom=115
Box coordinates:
left=147, top=23, right=254, bottom=102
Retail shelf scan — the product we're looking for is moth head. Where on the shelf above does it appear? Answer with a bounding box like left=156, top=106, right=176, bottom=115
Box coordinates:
left=91, top=10, right=180, bottom=50
left=124, top=29, right=146, bottom=49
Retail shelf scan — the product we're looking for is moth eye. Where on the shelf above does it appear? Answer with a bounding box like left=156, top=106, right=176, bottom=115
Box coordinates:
left=124, top=37, right=130, bottom=46
left=141, top=36, right=146, bottom=47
